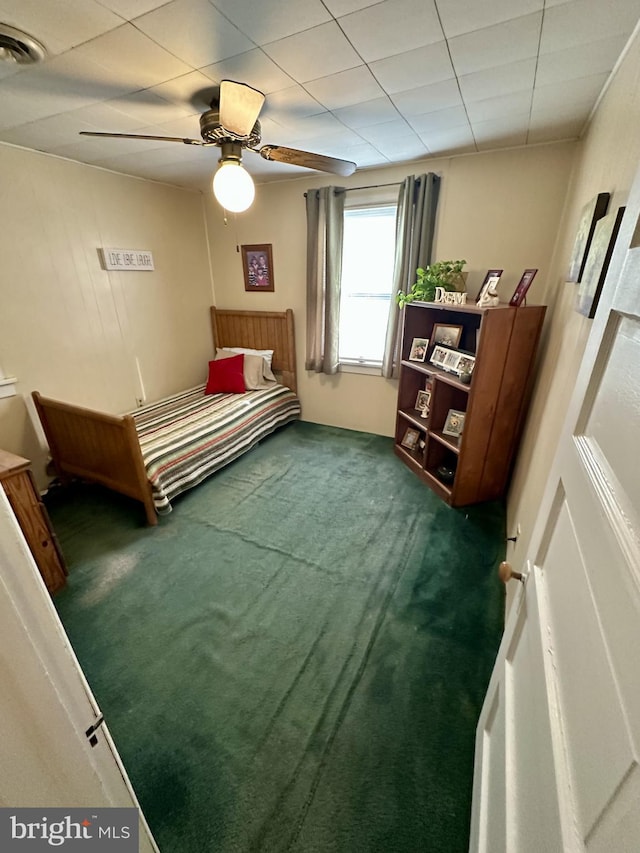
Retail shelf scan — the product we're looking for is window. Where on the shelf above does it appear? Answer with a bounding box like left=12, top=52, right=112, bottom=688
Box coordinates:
left=339, top=204, right=397, bottom=365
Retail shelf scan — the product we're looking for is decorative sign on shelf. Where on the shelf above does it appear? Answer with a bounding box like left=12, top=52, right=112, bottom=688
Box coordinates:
left=434, top=287, right=467, bottom=305
left=99, top=248, right=154, bottom=271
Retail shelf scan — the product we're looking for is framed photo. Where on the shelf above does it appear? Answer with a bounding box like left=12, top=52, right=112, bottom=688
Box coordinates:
left=430, top=345, right=476, bottom=378
left=577, top=206, right=625, bottom=318
left=432, top=323, right=463, bottom=348
left=475, top=269, right=503, bottom=301
left=415, top=390, right=431, bottom=412
left=241, top=244, right=275, bottom=292
left=566, top=192, right=610, bottom=283
left=408, top=337, right=429, bottom=362
left=442, top=409, right=466, bottom=438
left=509, top=269, right=538, bottom=307
left=401, top=427, right=420, bottom=450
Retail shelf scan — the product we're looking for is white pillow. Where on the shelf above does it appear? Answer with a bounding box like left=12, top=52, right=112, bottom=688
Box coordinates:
left=227, top=347, right=274, bottom=370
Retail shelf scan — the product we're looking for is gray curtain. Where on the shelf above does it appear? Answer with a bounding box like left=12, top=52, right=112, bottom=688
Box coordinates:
left=381, top=173, right=440, bottom=378
left=305, top=186, right=345, bottom=374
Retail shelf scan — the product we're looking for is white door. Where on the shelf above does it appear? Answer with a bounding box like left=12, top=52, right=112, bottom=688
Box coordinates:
left=0, top=489, right=159, bottom=851
left=470, top=167, right=640, bottom=852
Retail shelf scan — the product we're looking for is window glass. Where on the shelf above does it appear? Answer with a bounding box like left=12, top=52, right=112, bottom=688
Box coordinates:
left=339, top=205, right=397, bottom=364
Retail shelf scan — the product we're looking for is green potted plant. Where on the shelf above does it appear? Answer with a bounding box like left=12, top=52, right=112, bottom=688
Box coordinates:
left=396, top=259, right=467, bottom=306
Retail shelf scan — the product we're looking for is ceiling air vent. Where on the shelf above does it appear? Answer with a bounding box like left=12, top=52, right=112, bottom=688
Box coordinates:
left=0, top=24, right=46, bottom=65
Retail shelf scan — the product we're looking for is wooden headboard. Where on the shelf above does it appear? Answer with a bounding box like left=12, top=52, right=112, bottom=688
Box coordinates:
left=210, top=306, right=297, bottom=394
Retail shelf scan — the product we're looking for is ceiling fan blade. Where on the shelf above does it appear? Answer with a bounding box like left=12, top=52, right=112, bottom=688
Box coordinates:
left=256, top=144, right=356, bottom=177
left=219, top=80, right=265, bottom=137
left=79, top=131, right=209, bottom=145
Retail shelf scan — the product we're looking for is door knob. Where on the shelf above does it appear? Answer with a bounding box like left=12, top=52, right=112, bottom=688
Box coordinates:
left=499, top=561, right=524, bottom=584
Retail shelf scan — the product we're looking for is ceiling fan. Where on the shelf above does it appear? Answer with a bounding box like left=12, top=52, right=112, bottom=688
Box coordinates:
left=80, top=79, right=357, bottom=212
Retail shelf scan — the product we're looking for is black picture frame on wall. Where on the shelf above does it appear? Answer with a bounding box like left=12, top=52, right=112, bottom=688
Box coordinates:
left=566, top=192, right=610, bottom=283
left=576, top=206, right=625, bottom=318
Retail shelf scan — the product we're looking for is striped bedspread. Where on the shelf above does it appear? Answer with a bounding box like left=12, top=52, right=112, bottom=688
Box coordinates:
left=131, top=383, right=301, bottom=514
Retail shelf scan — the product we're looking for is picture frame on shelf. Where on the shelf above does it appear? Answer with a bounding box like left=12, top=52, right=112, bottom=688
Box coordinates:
left=415, top=389, right=431, bottom=414
left=408, top=337, right=429, bottom=361
left=509, top=269, right=538, bottom=307
left=401, top=427, right=420, bottom=450
left=442, top=409, right=466, bottom=438
left=475, top=269, right=503, bottom=302
left=566, top=192, right=610, bottom=283
left=430, top=345, right=476, bottom=378
left=241, top=243, right=275, bottom=292
left=431, top=323, right=463, bottom=348
left=577, top=206, right=625, bottom=318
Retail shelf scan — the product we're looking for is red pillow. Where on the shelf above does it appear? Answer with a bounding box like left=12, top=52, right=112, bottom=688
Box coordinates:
left=205, top=354, right=246, bottom=394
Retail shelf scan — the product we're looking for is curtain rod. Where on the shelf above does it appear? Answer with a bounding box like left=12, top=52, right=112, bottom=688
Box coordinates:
left=303, top=179, right=409, bottom=198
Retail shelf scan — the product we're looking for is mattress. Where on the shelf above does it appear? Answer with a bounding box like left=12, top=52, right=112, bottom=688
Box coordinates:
left=131, top=383, right=301, bottom=513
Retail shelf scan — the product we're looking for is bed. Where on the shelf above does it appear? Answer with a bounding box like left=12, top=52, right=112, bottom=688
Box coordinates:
left=32, top=307, right=300, bottom=525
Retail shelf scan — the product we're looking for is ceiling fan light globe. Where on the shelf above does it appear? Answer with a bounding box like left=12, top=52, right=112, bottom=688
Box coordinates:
left=212, top=161, right=255, bottom=213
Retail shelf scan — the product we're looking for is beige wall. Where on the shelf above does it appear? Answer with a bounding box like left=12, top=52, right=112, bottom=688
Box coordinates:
left=0, top=145, right=214, bottom=486
left=205, top=142, right=575, bottom=436
left=507, top=32, right=640, bottom=583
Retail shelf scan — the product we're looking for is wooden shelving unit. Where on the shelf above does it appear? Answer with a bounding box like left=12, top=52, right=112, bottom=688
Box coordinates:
left=394, top=301, right=546, bottom=506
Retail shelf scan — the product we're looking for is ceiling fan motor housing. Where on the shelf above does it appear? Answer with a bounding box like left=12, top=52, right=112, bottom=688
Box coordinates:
left=199, top=109, right=262, bottom=147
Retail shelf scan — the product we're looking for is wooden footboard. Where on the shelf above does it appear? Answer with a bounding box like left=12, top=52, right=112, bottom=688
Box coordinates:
left=32, top=392, right=157, bottom=525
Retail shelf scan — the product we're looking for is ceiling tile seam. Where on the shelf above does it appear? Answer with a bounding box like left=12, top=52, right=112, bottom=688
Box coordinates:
left=305, top=7, right=430, bottom=163
left=523, top=0, right=546, bottom=146
left=432, top=0, right=477, bottom=153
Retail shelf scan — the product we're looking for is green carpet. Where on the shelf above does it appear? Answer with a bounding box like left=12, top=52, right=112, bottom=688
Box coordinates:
left=47, top=421, right=505, bottom=853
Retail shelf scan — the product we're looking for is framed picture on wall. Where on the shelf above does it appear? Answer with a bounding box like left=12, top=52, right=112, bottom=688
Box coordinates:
left=242, top=244, right=275, bottom=292
left=566, top=192, right=610, bottom=283
left=576, top=206, right=625, bottom=318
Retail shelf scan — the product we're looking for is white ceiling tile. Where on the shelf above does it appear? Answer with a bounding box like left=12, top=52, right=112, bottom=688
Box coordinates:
left=0, top=0, right=122, bottom=55
left=0, top=113, right=100, bottom=151
left=356, top=118, right=416, bottom=145
left=532, top=72, right=609, bottom=113
left=305, top=66, right=384, bottom=110
left=476, top=130, right=528, bottom=150
left=209, top=0, right=332, bottom=45
left=458, top=58, right=536, bottom=103
left=323, top=0, right=381, bottom=14
left=134, top=0, right=253, bottom=69
left=391, top=78, right=463, bottom=117
left=373, top=136, right=429, bottom=159
left=139, top=115, right=203, bottom=138
left=261, top=86, right=326, bottom=122
left=408, top=105, right=470, bottom=133
left=147, top=71, right=216, bottom=109
left=418, top=126, right=476, bottom=154
left=0, top=52, right=135, bottom=125
left=449, top=13, right=543, bottom=76
left=436, top=0, right=543, bottom=38
left=48, top=136, right=167, bottom=162
left=262, top=22, right=361, bottom=83
left=69, top=102, right=158, bottom=133
left=71, top=24, right=192, bottom=90
left=540, top=0, right=640, bottom=54
left=100, top=0, right=171, bottom=16
left=466, top=91, right=532, bottom=123
left=472, top=114, right=529, bottom=142
left=264, top=112, right=344, bottom=140
left=201, top=50, right=294, bottom=94
left=92, top=143, right=203, bottom=172
left=338, top=0, right=444, bottom=62
left=108, top=90, right=195, bottom=128
left=332, top=97, right=399, bottom=129
left=527, top=117, right=585, bottom=143
left=536, top=34, right=629, bottom=85
left=370, top=42, right=454, bottom=94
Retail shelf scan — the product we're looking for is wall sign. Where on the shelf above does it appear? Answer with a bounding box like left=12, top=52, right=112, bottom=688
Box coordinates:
left=99, top=248, right=154, bottom=271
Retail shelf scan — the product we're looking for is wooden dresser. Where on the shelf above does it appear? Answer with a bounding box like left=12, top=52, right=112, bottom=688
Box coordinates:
left=0, top=449, right=67, bottom=594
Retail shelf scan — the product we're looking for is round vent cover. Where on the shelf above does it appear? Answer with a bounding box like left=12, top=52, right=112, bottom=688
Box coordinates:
left=0, top=24, right=46, bottom=64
